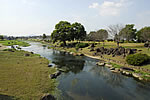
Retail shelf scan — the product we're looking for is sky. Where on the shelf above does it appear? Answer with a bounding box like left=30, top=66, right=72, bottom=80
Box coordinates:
left=0, top=0, right=150, bottom=36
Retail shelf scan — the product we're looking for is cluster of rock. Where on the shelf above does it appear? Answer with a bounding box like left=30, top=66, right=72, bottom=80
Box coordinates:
left=96, top=62, right=146, bottom=81
left=90, top=46, right=137, bottom=57
left=49, top=71, right=61, bottom=79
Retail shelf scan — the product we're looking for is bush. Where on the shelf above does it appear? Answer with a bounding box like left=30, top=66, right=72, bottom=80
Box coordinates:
left=126, top=53, right=149, bottom=66
left=76, top=43, right=89, bottom=49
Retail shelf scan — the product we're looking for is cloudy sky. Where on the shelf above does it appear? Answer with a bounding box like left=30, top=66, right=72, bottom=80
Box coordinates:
left=0, top=0, right=150, bottom=36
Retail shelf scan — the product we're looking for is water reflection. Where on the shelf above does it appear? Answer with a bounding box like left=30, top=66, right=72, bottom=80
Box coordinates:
left=90, top=66, right=125, bottom=88
left=52, top=51, right=85, bottom=74
left=21, top=41, right=150, bottom=100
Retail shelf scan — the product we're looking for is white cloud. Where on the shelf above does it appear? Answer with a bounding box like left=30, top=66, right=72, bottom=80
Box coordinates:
left=89, top=0, right=131, bottom=16
left=89, top=3, right=99, bottom=9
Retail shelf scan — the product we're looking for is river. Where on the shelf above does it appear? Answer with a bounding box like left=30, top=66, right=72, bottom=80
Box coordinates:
left=21, top=41, right=150, bottom=100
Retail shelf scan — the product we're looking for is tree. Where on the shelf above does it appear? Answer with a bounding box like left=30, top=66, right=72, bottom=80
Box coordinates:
left=107, top=24, right=124, bottom=40
left=0, top=35, right=4, bottom=40
left=107, top=24, right=124, bottom=47
left=51, top=21, right=86, bottom=46
left=136, top=26, right=150, bottom=42
left=96, top=29, right=108, bottom=41
left=42, top=34, right=47, bottom=40
left=72, top=22, right=86, bottom=41
left=87, top=31, right=97, bottom=41
left=51, top=21, right=72, bottom=46
left=119, top=24, right=136, bottom=42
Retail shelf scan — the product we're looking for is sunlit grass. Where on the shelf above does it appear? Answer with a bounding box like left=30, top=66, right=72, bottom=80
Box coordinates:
left=0, top=50, right=57, bottom=100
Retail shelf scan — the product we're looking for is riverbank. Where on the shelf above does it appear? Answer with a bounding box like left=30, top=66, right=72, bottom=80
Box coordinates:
left=0, top=44, right=58, bottom=100
left=38, top=40, right=150, bottom=81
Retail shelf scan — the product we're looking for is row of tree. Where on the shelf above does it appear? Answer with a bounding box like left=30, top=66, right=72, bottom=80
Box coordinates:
left=88, top=24, right=150, bottom=43
left=51, top=21, right=150, bottom=45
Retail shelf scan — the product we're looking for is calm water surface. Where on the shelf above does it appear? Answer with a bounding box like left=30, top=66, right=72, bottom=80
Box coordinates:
left=22, top=42, right=150, bottom=100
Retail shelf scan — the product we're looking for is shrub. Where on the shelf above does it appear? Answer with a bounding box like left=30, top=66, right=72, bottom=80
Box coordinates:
left=76, top=43, right=89, bottom=49
left=126, top=53, right=149, bottom=66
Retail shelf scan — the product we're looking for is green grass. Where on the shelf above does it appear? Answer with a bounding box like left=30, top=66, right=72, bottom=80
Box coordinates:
left=0, top=50, right=57, bottom=100
left=0, top=40, right=30, bottom=47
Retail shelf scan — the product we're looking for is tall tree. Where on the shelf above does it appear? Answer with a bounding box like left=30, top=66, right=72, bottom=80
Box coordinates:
left=136, top=26, right=150, bottom=42
left=96, top=29, right=108, bottom=41
left=72, top=22, right=86, bottom=41
left=119, top=24, right=136, bottom=42
left=0, top=35, right=4, bottom=40
left=87, top=31, right=97, bottom=41
left=107, top=24, right=124, bottom=47
left=107, top=24, right=124, bottom=40
left=42, top=34, right=47, bottom=40
left=51, top=21, right=72, bottom=46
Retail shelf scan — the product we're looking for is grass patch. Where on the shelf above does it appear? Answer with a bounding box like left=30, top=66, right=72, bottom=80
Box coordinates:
left=0, top=40, right=30, bottom=47
left=0, top=50, right=57, bottom=100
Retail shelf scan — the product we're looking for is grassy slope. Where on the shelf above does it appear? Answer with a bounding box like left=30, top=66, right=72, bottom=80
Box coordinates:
left=0, top=50, right=57, bottom=100
left=49, top=41, right=150, bottom=69
left=0, top=40, right=30, bottom=47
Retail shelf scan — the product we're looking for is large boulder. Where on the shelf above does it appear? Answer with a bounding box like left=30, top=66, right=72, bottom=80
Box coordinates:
left=41, top=94, right=56, bottom=100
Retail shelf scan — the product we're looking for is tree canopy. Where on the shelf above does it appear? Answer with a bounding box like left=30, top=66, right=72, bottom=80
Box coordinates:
left=136, top=26, right=150, bottom=42
left=87, top=29, right=108, bottom=41
left=42, top=34, right=47, bottom=40
left=51, top=21, right=86, bottom=45
left=119, top=24, right=136, bottom=41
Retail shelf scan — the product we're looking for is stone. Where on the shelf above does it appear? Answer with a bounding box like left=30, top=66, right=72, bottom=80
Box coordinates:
left=48, top=64, right=53, bottom=67
left=132, top=73, right=141, bottom=79
left=96, top=62, right=105, bottom=66
left=79, top=53, right=84, bottom=56
left=122, top=67, right=134, bottom=71
left=110, top=67, right=115, bottom=70
left=24, top=53, right=30, bottom=56
left=49, top=74, right=56, bottom=79
left=105, top=64, right=112, bottom=68
left=31, top=52, right=34, bottom=54
left=41, top=94, right=56, bottom=100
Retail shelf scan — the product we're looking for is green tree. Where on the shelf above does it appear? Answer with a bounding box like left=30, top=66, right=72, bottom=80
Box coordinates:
left=0, top=35, right=4, bottom=40
left=42, top=34, right=47, bottom=40
left=51, top=21, right=73, bottom=46
left=119, top=24, right=136, bottom=42
left=96, top=29, right=108, bottom=41
left=72, top=22, right=86, bottom=41
left=87, top=31, right=97, bottom=41
left=136, top=26, right=150, bottom=42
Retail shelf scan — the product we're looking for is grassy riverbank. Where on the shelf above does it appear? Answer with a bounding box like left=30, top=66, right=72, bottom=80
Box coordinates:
left=39, top=40, right=150, bottom=80
left=0, top=48, right=57, bottom=99
left=0, top=40, right=30, bottom=47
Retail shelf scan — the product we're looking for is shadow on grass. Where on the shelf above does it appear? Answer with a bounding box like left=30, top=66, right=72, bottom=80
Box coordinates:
left=0, top=94, right=16, bottom=100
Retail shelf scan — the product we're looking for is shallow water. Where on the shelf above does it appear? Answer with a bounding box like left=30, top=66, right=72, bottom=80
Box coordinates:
left=22, top=41, right=150, bottom=100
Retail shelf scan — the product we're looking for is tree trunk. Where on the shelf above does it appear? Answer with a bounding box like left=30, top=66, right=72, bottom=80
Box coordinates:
left=63, top=41, right=66, bottom=46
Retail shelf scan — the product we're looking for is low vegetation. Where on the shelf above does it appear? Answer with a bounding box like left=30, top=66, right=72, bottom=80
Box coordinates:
left=126, top=53, right=150, bottom=66
left=0, top=50, right=57, bottom=100
left=0, top=40, right=30, bottom=47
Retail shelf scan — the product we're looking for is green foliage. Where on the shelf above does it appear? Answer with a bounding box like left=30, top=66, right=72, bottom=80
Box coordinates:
left=0, top=40, right=30, bottom=47
left=72, top=22, right=86, bottom=41
left=0, top=35, right=4, bottom=40
left=119, top=24, right=136, bottom=41
left=87, top=29, right=108, bottom=41
left=136, top=26, right=150, bottom=42
left=76, top=43, right=89, bottom=49
left=43, top=33, right=47, bottom=39
left=126, top=53, right=149, bottom=66
left=51, top=21, right=86, bottom=45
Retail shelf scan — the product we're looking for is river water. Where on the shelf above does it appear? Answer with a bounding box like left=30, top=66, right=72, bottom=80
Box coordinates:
left=22, top=41, right=150, bottom=100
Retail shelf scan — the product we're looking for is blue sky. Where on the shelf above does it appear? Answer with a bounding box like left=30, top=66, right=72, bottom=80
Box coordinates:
left=0, top=0, right=150, bottom=36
